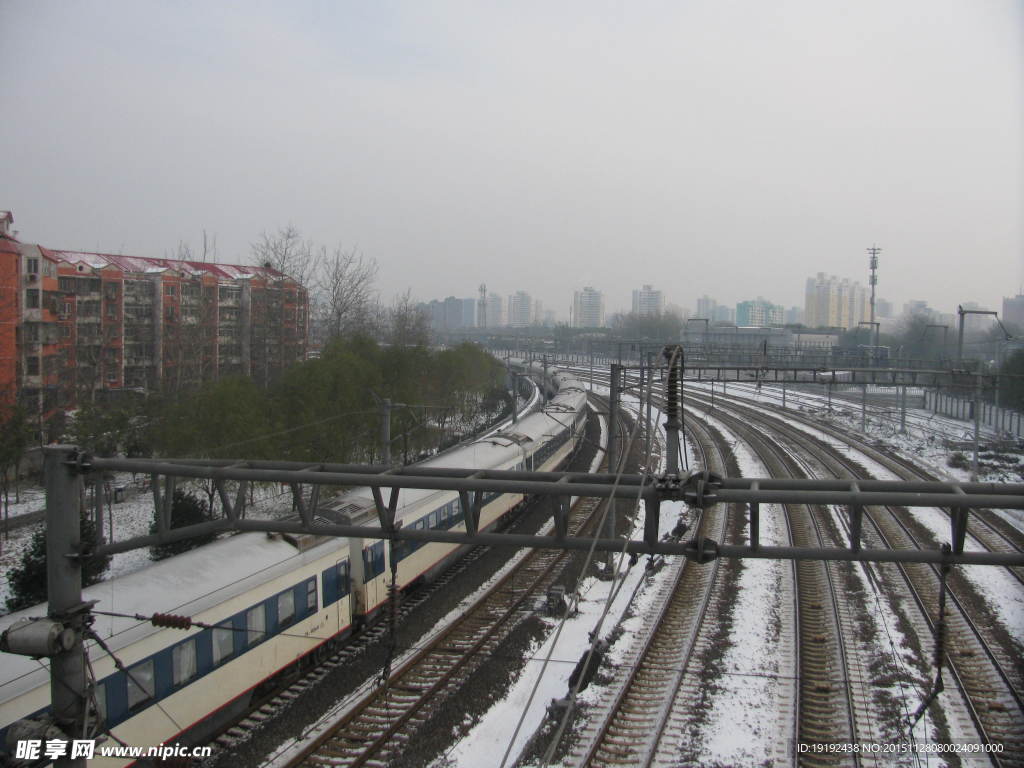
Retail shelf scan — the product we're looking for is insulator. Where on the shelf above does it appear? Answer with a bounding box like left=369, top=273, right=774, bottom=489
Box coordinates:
left=0, top=618, right=75, bottom=657
left=151, top=613, right=192, bottom=630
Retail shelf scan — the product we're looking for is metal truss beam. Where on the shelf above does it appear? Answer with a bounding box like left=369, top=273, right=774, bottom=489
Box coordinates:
left=76, top=455, right=1024, bottom=567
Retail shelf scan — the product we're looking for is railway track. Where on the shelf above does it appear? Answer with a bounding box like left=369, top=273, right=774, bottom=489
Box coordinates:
left=689, top=390, right=1023, bottom=763
left=562, top=380, right=868, bottom=765
left=572, top=363, right=1021, bottom=763
left=276, top=397, right=628, bottom=768
left=570, top=413, right=729, bottom=766
left=692, top=402, right=870, bottom=766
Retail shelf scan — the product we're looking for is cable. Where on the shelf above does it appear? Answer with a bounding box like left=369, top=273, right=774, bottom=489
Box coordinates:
left=497, top=404, right=641, bottom=768
left=86, top=628, right=184, bottom=733
left=539, top=393, right=652, bottom=765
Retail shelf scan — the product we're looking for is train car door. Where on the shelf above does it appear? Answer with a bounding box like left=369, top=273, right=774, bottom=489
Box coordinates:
left=348, top=536, right=366, bottom=624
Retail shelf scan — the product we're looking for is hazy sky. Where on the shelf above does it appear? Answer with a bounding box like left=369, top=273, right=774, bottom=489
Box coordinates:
left=2, top=1, right=1021, bottom=320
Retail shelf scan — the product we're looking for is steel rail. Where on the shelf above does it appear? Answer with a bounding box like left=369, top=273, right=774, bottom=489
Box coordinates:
left=693, top=389, right=1017, bottom=764
left=580, top=413, right=721, bottom=766
left=693, top=400, right=864, bottom=766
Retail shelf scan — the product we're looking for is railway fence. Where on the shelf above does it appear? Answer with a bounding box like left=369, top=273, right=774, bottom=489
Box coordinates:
left=924, top=390, right=1024, bottom=439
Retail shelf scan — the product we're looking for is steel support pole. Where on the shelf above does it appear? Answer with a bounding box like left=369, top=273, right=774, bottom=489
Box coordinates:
left=542, top=355, right=549, bottom=405
left=972, top=372, right=981, bottom=481
left=663, top=347, right=682, bottom=476
left=782, top=380, right=786, bottom=410
left=608, top=363, right=620, bottom=476
left=381, top=398, right=392, bottom=465
left=861, top=384, right=867, bottom=432
left=45, top=446, right=87, bottom=768
left=645, top=354, right=654, bottom=471
left=900, top=385, right=907, bottom=434
left=605, top=363, right=621, bottom=568
left=957, top=306, right=965, bottom=364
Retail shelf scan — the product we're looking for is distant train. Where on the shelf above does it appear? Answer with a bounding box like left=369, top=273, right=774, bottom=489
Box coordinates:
left=0, top=365, right=588, bottom=766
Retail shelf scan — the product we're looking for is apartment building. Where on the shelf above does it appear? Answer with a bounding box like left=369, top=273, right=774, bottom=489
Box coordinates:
left=572, top=287, right=605, bottom=328
left=804, top=273, right=870, bottom=330
left=0, top=225, right=308, bottom=427
left=632, top=285, right=665, bottom=317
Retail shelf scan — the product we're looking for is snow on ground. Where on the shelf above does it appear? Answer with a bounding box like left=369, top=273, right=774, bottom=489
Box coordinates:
left=696, top=410, right=794, bottom=764
left=691, top=385, right=1024, bottom=649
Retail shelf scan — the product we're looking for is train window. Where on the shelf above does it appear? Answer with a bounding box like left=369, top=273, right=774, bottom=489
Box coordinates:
left=246, top=605, right=266, bottom=646
left=337, top=561, right=350, bottom=597
left=278, top=590, right=295, bottom=627
left=172, top=639, right=197, bottom=685
left=305, top=579, right=317, bottom=612
left=212, top=620, right=234, bottom=665
left=126, top=660, right=155, bottom=710
left=93, top=680, right=107, bottom=724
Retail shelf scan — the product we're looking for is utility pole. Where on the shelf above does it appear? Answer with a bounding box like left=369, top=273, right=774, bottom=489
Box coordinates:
left=861, top=383, right=868, bottom=432
left=868, top=245, right=881, bottom=349
left=607, top=363, right=620, bottom=475
left=542, top=355, right=549, bottom=405
left=957, top=305, right=965, bottom=365
left=605, top=363, right=621, bottom=570
left=900, top=385, right=907, bottom=434
left=972, top=372, right=981, bottom=481
left=380, top=398, right=393, bottom=465
left=47, top=446, right=87, bottom=767
left=663, top=346, right=682, bottom=476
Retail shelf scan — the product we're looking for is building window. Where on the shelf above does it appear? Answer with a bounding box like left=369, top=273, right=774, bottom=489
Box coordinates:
left=61, top=325, right=71, bottom=338
left=246, top=605, right=266, bottom=646
left=126, top=659, right=155, bottom=710
left=165, top=284, right=176, bottom=296
left=277, top=590, right=295, bottom=628
left=26, top=289, right=39, bottom=309
left=172, top=638, right=197, bottom=685
left=59, top=277, right=74, bottom=292
left=26, top=257, right=39, bottom=274
left=26, top=357, right=39, bottom=376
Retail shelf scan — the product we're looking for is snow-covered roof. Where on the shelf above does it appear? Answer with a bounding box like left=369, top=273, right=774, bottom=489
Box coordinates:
left=42, top=248, right=292, bottom=282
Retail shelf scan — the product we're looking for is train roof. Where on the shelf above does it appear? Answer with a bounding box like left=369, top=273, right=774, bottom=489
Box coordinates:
left=0, top=531, right=348, bottom=702
left=0, top=365, right=588, bottom=701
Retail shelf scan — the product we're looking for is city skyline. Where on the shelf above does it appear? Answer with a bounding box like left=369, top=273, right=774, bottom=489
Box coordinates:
left=2, top=1, right=1020, bottom=324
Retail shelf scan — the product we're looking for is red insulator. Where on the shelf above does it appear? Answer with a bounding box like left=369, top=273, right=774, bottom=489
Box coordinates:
left=151, top=613, right=192, bottom=630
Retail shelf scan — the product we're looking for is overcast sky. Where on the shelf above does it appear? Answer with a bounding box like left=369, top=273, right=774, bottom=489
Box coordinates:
left=2, top=1, right=1021, bottom=320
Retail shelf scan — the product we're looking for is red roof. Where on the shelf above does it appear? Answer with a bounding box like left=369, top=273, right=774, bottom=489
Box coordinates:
left=41, top=248, right=292, bottom=282
left=0, top=234, right=19, bottom=256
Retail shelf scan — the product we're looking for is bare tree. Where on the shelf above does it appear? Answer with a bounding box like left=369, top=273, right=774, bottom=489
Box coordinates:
left=318, top=246, right=379, bottom=339
left=387, top=290, right=430, bottom=348
left=252, top=225, right=319, bottom=289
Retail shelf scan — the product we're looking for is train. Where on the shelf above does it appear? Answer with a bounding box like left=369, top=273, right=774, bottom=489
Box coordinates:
left=0, top=364, right=589, bottom=766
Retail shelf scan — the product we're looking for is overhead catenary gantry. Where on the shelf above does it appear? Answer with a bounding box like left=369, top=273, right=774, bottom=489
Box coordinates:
left=45, top=450, right=1024, bottom=568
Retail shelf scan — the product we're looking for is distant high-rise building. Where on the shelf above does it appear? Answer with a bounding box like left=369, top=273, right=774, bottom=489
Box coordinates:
left=1003, top=294, right=1024, bottom=330
left=875, top=298, right=893, bottom=319
left=784, top=306, right=804, bottom=325
left=631, top=284, right=665, bottom=317
left=804, top=273, right=869, bottom=329
left=507, top=291, right=534, bottom=328
left=712, top=305, right=735, bottom=324
left=460, top=297, right=477, bottom=328
left=696, top=295, right=717, bottom=320
left=572, top=287, right=605, bottom=328
left=424, top=296, right=478, bottom=331
left=736, top=297, right=784, bottom=327
left=483, top=292, right=504, bottom=327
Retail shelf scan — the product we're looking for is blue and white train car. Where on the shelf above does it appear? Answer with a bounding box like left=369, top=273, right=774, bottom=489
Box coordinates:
left=0, top=366, right=587, bottom=766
